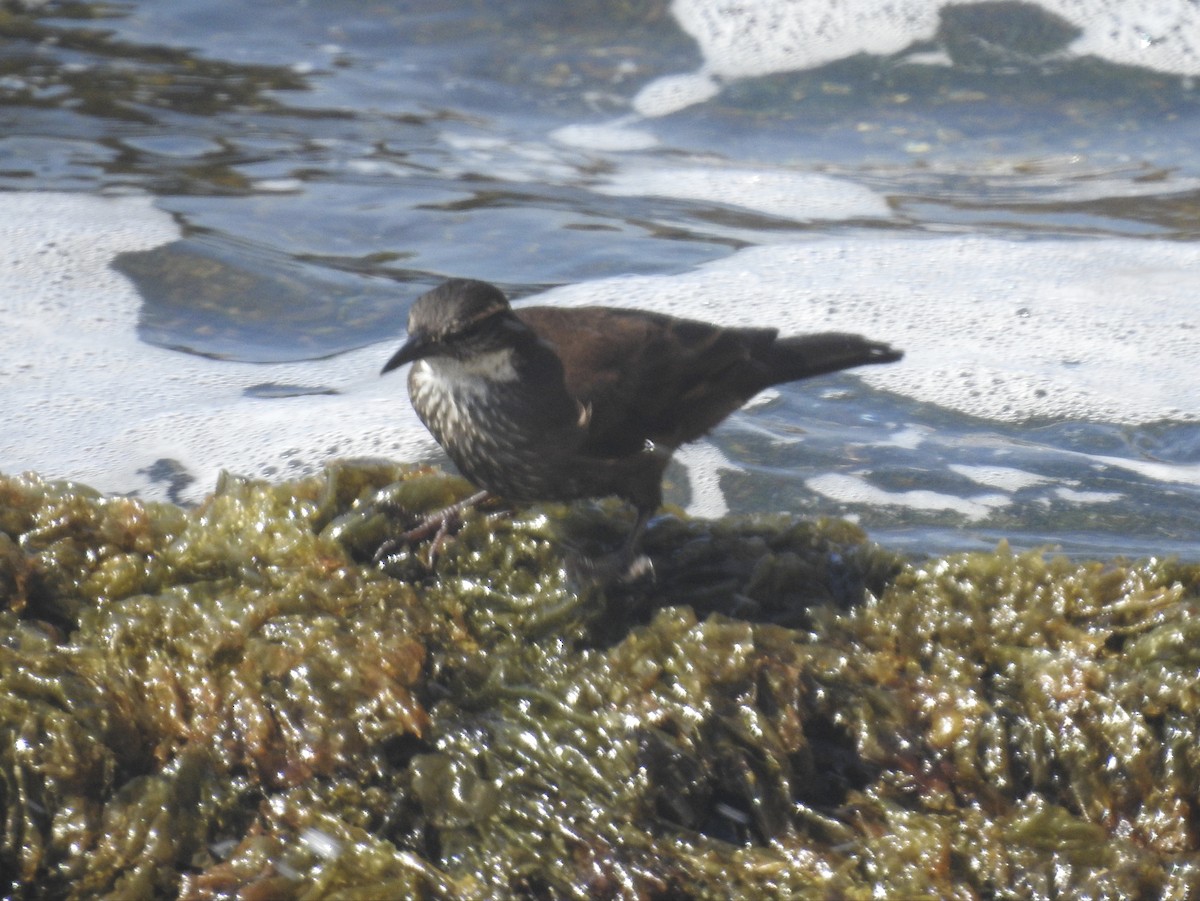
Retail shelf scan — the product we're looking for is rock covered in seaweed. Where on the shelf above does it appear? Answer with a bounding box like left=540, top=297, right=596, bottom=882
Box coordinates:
left=1, top=463, right=1198, bottom=899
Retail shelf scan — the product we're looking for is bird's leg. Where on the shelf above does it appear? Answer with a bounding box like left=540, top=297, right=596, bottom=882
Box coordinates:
left=560, top=505, right=655, bottom=586
left=374, top=489, right=492, bottom=567
left=618, top=506, right=655, bottom=582
left=400, top=488, right=492, bottom=544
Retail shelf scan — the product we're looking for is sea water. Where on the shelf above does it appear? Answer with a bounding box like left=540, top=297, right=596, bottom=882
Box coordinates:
left=2, top=0, right=1198, bottom=559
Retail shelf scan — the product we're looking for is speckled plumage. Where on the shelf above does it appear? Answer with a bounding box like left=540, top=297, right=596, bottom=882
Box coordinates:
left=383, top=278, right=902, bottom=560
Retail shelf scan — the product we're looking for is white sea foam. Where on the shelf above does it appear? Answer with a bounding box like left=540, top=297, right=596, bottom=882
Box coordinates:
left=948, top=465, right=1054, bottom=492
left=1088, top=454, right=1200, bottom=487
left=630, top=72, right=721, bottom=117
left=549, top=123, right=660, bottom=152
left=900, top=157, right=1200, bottom=205
left=0, top=192, right=435, bottom=503
left=594, top=165, right=892, bottom=222
left=1054, top=486, right=1123, bottom=504
left=440, top=130, right=587, bottom=182
left=541, top=237, right=1200, bottom=426
left=807, top=472, right=1011, bottom=520
left=3, top=193, right=1196, bottom=509
left=633, top=0, right=1200, bottom=116
left=670, top=443, right=737, bottom=517
left=882, top=426, right=931, bottom=451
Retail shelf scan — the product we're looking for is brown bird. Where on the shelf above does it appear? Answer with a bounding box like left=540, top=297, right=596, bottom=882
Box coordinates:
left=382, top=278, right=902, bottom=571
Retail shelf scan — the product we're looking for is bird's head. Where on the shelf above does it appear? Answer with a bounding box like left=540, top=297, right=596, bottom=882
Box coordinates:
left=382, top=278, right=521, bottom=373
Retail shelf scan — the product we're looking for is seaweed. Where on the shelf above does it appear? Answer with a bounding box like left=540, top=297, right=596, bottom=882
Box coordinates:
left=2, top=463, right=1198, bottom=899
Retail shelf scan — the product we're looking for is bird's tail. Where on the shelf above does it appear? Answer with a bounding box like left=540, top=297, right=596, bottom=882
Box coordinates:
left=764, top=332, right=903, bottom=385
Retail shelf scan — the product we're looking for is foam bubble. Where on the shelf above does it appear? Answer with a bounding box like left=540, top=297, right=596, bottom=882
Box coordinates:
left=631, top=72, right=722, bottom=117
left=549, top=123, right=660, bottom=152
left=641, top=0, right=1200, bottom=115
left=883, top=426, right=931, bottom=450
left=0, top=192, right=434, bottom=504
left=4, top=194, right=1195, bottom=512
left=441, top=130, right=589, bottom=181
left=906, top=157, right=1200, bottom=204
left=594, top=165, right=892, bottom=222
left=948, top=465, right=1054, bottom=492
left=807, top=472, right=1010, bottom=520
left=1054, top=486, right=1123, bottom=504
left=538, top=236, right=1200, bottom=425
left=1088, top=454, right=1200, bottom=487
left=672, top=0, right=938, bottom=81
left=670, top=442, right=738, bottom=517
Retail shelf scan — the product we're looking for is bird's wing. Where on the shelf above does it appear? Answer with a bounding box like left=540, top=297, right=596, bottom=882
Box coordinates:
left=515, top=306, right=776, bottom=456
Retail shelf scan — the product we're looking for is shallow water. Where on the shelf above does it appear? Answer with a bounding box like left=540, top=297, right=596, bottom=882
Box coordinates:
left=2, top=0, right=1198, bottom=560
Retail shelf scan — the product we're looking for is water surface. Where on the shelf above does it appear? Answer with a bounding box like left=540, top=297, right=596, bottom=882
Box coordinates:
left=2, top=0, right=1198, bottom=559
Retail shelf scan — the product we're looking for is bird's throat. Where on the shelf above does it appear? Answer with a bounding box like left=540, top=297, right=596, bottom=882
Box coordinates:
left=429, top=348, right=519, bottom=383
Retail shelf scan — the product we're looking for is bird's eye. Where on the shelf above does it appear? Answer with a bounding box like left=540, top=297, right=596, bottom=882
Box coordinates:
left=451, top=321, right=482, bottom=342
left=452, top=313, right=498, bottom=342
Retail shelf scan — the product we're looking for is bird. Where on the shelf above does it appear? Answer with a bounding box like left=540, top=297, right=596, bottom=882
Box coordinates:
left=381, top=278, right=902, bottom=574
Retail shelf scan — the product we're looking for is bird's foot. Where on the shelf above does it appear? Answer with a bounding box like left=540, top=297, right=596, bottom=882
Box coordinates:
left=564, top=547, right=655, bottom=587
left=374, top=489, right=491, bottom=568
left=623, top=553, right=655, bottom=584
left=560, top=506, right=656, bottom=586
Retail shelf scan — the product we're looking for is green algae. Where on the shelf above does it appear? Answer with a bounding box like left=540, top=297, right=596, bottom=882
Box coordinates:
left=2, top=463, right=1200, bottom=899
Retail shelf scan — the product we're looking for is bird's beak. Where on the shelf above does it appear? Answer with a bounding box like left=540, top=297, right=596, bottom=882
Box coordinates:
left=381, top=332, right=432, bottom=375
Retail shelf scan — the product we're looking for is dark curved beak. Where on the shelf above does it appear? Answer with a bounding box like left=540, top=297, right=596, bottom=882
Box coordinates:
left=381, top=333, right=431, bottom=375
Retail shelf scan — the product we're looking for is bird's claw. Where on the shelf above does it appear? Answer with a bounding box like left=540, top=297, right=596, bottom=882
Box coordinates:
left=373, top=489, right=491, bottom=569
left=622, top=553, right=655, bottom=584
left=563, top=547, right=655, bottom=587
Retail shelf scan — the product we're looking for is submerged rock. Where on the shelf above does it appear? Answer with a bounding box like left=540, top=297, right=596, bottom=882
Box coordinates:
left=0, top=463, right=1197, bottom=899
